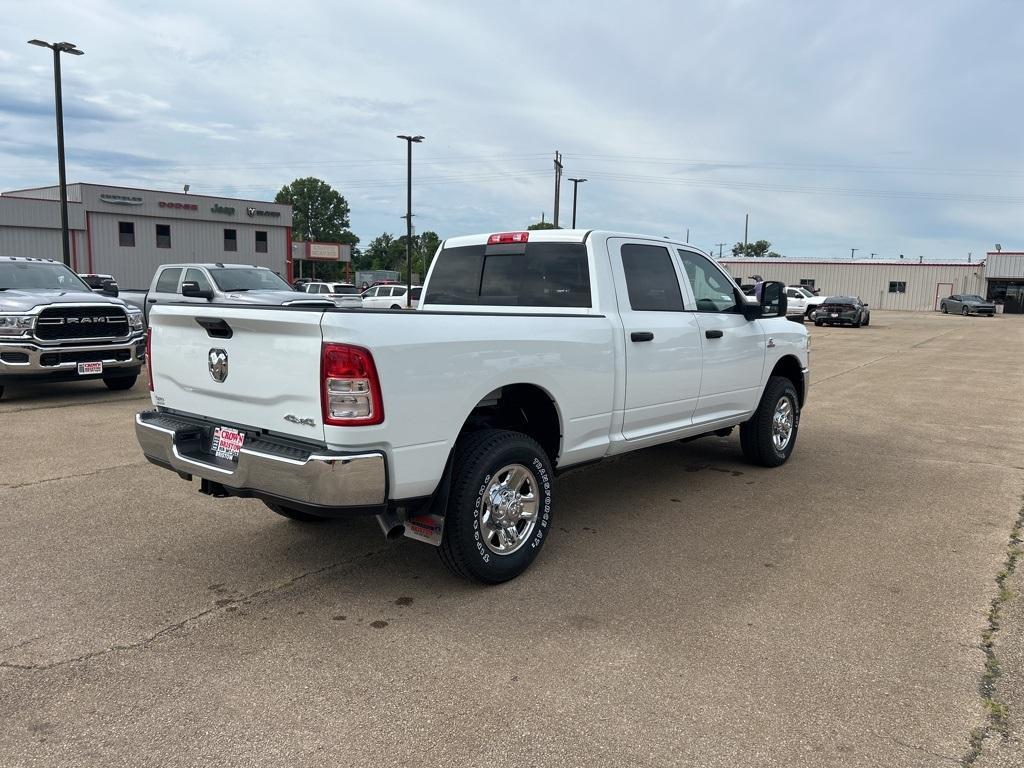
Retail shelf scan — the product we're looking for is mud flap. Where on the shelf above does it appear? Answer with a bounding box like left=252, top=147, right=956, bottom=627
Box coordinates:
left=403, top=513, right=445, bottom=546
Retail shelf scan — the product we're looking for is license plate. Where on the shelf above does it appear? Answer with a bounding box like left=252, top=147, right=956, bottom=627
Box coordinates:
left=830, top=313, right=839, bottom=318
left=78, top=361, right=103, bottom=375
left=211, top=426, right=245, bottom=461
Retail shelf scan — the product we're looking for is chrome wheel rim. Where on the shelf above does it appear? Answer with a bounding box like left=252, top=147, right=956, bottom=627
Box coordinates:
left=480, top=463, right=539, bottom=556
left=771, top=396, right=795, bottom=452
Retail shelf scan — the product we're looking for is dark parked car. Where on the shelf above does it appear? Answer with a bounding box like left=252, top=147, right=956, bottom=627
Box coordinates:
left=812, top=296, right=870, bottom=327
left=940, top=294, right=996, bottom=316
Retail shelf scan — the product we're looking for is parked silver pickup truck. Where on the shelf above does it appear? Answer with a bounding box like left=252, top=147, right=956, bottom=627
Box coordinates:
left=119, top=263, right=333, bottom=321
left=0, top=257, right=146, bottom=400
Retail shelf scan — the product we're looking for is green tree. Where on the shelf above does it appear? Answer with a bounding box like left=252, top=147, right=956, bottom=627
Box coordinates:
left=418, top=230, right=442, bottom=279
left=731, top=239, right=782, bottom=258
left=528, top=221, right=559, bottom=230
left=275, top=177, right=359, bottom=248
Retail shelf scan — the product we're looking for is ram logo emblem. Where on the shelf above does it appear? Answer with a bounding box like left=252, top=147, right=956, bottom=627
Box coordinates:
left=208, top=348, right=229, bottom=382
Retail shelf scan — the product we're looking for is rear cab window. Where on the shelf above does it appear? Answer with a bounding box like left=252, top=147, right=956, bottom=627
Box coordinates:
left=425, top=239, right=592, bottom=308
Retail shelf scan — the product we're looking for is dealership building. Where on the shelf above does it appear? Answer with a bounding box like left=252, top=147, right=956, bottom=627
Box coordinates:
left=720, top=253, right=1024, bottom=313
left=0, top=183, right=294, bottom=288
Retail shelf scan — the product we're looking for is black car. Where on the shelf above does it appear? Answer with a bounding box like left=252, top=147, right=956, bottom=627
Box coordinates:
left=812, top=296, right=871, bottom=327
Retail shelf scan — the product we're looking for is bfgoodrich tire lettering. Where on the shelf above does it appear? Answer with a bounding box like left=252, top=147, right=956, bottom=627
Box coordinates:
left=740, top=376, right=800, bottom=467
left=439, top=429, right=553, bottom=584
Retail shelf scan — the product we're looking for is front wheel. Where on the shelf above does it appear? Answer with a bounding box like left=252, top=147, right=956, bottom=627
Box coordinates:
left=740, top=376, right=800, bottom=467
left=941, top=304, right=948, bottom=313
left=439, top=429, right=553, bottom=584
left=962, top=307, right=969, bottom=316
left=863, top=313, right=870, bottom=326
left=103, top=374, right=138, bottom=391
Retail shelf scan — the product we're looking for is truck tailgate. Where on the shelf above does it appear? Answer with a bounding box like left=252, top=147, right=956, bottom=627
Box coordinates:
left=149, top=305, right=326, bottom=442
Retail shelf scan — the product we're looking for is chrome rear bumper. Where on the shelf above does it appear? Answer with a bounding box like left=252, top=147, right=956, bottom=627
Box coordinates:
left=135, top=410, right=387, bottom=512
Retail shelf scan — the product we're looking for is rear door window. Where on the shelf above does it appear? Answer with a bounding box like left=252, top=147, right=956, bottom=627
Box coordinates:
left=619, top=244, right=685, bottom=311
left=155, top=268, right=182, bottom=293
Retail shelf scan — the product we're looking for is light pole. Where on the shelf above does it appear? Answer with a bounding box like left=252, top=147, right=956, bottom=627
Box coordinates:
left=567, top=177, right=587, bottom=228
left=850, top=248, right=858, bottom=259
left=397, top=134, right=424, bottom=307
left=28, top=39, right=83, bottom=268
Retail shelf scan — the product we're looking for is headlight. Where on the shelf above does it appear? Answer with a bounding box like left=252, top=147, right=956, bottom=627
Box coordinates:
left=127, top=311, right=145, bottom=331
left=0, top=315, right=35, bottom=336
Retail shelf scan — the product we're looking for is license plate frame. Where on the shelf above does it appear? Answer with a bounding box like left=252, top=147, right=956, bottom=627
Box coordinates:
left=78, top=361, right=103, bottom=375
left=211, top=426, right=245, bottom=462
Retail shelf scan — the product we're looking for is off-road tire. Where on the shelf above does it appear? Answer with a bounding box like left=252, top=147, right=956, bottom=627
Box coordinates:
left=103, top=375, right=138, bottom=391
left=264, top=502, right=328, bottom=523
left=439, top=429, right=553, bottom=584
left=740, top=376, right=800, bottom=468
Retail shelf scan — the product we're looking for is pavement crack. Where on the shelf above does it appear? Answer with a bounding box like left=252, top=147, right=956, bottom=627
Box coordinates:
left=0, top=546, right=392, bottom=672
left=813, top=327, right=963, bottom=387
left=890, top=737, right=960, bottom=764
left=1, top=461, right=149, bottom=490
left=960, top=494, right=1024, bottom=767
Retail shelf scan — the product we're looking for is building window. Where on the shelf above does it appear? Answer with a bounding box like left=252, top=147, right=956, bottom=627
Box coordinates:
left=888, top=281, right=907, bottom=294
left=255, top=230, right=268, bottom=253
left=156, top=224, right=171, bottom=249
left=118, top=221, right=135, bottom=247
left=224, top=228, right=237, bottom=252
left=799, top=278, right=815, bottom=289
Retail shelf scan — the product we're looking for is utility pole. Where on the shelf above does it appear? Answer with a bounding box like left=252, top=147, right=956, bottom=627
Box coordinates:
left=28, top=39, right=83, bottom=267
left=716, top=242, right=726, bottom=258
left=685, top=227, right=690, bottom=243
left=743, top=213, right=749, bottom=253
left=850, top=248, right=858, bottom=259
left=567, top=177, right=586, bottom=228
left=397, top=134, right=424, bottom=307
left=552, top=151, right=563, bottom=227
left=870, top=252, right=877, bottom=259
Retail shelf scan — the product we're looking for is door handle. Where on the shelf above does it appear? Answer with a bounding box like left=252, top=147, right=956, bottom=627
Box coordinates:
left=705, top=329, right=724, bottom=339
left=630, top=331, right=654, bottom=342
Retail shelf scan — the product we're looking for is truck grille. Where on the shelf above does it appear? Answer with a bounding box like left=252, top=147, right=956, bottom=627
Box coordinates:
left=35, top=306, right=129, bottom=340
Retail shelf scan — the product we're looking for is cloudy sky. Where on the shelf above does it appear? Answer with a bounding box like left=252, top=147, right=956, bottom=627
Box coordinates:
left=1, top=0, right=1022, bottom=259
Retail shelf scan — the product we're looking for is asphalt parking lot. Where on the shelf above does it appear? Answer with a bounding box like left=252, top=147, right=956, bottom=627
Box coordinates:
left=2, top=310, right=1023, bottom=767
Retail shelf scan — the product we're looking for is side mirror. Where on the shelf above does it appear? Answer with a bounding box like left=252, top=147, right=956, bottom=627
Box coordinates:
left=181, top=280, right=214, bottom=300
left=758, top=280, right=787, bottom=318
left=100, top=279, right=119, bottom=297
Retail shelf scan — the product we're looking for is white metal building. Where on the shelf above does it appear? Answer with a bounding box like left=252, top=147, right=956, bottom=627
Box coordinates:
left=717, top=256, right=1024, bottom=313
left=0, top=183, right=293, bottom=288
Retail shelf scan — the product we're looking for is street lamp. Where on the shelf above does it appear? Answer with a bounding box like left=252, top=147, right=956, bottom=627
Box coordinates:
left=567, top=177, right=587, bottom=228
left=397, top=134, right=424, bottom=308
left=28, top=39, right=84, bottom=268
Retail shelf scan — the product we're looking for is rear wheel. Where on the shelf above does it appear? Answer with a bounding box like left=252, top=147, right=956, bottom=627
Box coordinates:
left=390, top=304, right=402, bottom=310
left=439, top=429, right=553, bottom=584
left=962, top=306, right=969, bottom=316
left=103, top=374, right=138, bottom=391
left=941, top=303, right=948, bottom=313
left=264, top=502, right=328, bottom=523
left=740, top=376, right=800, bottom=467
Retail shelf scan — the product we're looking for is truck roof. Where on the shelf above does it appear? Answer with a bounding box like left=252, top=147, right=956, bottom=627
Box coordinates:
left=442, top=229, right=707, bottom=253
left=157, top=263, right=271, bottom=270
left=2, top=256, right=61, bottom=263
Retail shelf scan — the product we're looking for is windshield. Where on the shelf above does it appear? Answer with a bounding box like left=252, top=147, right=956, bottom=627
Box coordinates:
left=797, top=287, right=814, bottom=297
left=0, top=261, right=92, bottom=292
left=962, top=295, right=985, bottom=302
left=208, top=268, right=290, bottom=292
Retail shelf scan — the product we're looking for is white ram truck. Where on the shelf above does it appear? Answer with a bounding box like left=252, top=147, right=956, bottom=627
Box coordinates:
left=136, top=230, right=809, bottom=583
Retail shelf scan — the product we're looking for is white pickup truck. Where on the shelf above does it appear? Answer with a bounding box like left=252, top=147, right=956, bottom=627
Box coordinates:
left=136, top=230, right=809, bottom=583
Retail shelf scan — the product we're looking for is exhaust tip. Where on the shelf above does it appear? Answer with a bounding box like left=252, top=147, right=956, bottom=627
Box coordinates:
left=385, top=524, right=405, bottom=541
left=376, top=512, right=405, bottom=541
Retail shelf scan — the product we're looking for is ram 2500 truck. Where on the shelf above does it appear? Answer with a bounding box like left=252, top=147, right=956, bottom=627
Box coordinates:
left=119, top=263, right=333, bottom=320
left=1, top=257, right=146, bottom=400
left=136, top=230, right=808, bottom=583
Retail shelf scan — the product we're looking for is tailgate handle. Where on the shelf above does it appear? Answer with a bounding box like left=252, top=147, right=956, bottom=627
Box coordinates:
left=195, top=317, right=233, bottom=339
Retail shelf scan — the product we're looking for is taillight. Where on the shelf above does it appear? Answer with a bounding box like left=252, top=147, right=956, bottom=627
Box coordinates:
left=487, top=231, right=529, bottom=245
left=146, top=328, right=154, bottom=391
left=321, top=343, right=383, bottom=426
